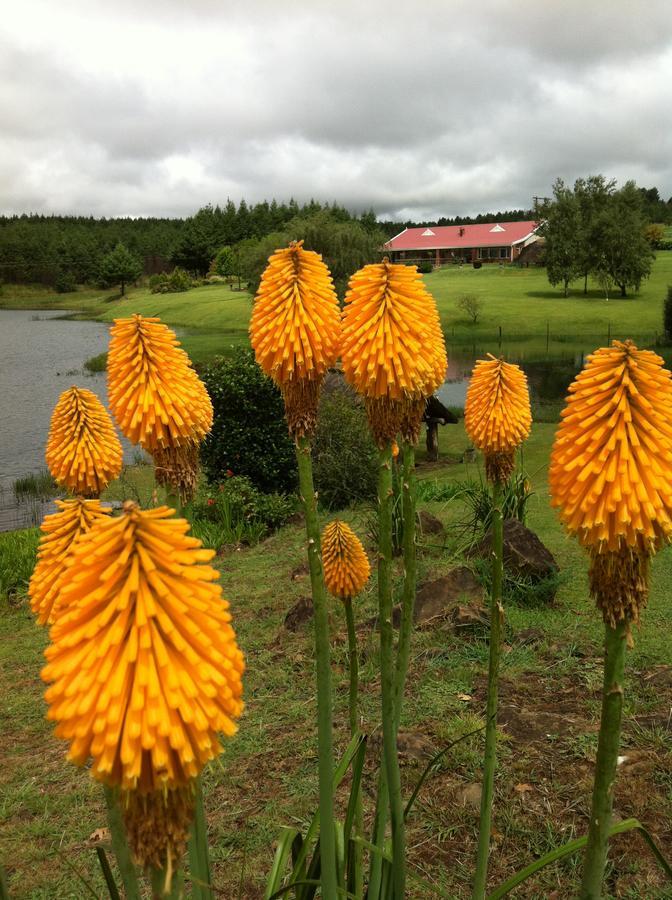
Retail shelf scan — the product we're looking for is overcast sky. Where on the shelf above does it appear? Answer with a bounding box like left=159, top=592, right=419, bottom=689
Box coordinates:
left=1, top=0, right=671, bottom=221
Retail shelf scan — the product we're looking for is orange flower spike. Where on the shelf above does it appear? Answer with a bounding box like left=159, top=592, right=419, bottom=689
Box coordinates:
left=249, top=241, right=340, bottom=438
left=464, top=355, right=531, bottom=483
left=341, top=260, right=446, bottom=444
left=42, top=502, right=245, bottom=865
left=107, top=314, right=213, bottom=451
left=29, top=499, right=111, bottom=625
left=250, top=241, right=340, bottom=384
left=321, top=520, right=371, bottom=600
left=550, top=341, right=672, bottom=554
left=46, top=387, right=122, bottom=497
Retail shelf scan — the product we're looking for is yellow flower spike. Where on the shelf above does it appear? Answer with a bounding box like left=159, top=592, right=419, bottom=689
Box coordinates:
left=249, top=241, right=341, bottom=438
left=321, top=520, right=371, bottom=600
left=550, top=340, right=672, bottom=626
left=464, top=355, right=531, bottom=484
left=45, top=387, right=122, bottom=497
left=341, top=260, right=447, bottom=445
left=29, top=499, right=111, bottom=626
left=42, top=502, right=244, bottom=866
left=107, top=314, right=213, bottom=501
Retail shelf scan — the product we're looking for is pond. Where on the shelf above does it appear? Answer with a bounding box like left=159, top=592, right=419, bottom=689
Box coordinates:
left=0, top=310, right=134, bottom=531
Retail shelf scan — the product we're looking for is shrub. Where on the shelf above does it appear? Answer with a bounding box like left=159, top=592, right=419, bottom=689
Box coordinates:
left=55, top=271, right=76, bottom=293
left=312, top=380, right=378, bottom=509
left=187, top=475, right=296, bottom=547
left=416, top=260, right=433, bottom=274
left=664, top=285, right=672, bottom=340
left=456, top=293, right=482, bottom=324
left=84, top=352, right=107, bottom=373
left=200, top=349, right=298, bottom=493
left=472, top=260, right=482, bottom=269
left=456, top=471, right=532, bottom=544
left=150, top=267, right=193, bottom=293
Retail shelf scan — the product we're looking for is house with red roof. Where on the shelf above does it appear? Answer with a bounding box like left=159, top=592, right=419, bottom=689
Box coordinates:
left=383, top=220, right=541, bottom=267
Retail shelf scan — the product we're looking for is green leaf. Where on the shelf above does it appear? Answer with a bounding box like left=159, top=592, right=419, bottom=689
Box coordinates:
left=264, top=828, right=301, bottom=899
left=0, top=863, right=10, bottom=900
left=95, top=848, right=121, bottom=900
left=486, top=817, right=672, bottom=899
left=188, top=779, right=214, bottom=899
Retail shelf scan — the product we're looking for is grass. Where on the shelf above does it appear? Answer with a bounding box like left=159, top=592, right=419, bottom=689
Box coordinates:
left=2, top=253, right=671, bottom=366
left=0, top=529, right=39, bottom=599
left=1, top=423, right=671, bottom=898
left=12, top=471, right=58, bottom=502
left=83, top=352, right=107, bottom=373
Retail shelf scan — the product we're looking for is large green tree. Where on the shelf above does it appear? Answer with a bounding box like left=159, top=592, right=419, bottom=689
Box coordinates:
left=596, top=181, right=654, bottom=297
left=539, top=180, right=582, bottom=297
left=98, top=242, right=142, bottom=295
left=574, top=175, right=616, bottom=294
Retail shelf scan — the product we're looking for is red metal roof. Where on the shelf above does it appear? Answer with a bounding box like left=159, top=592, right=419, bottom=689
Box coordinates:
left=384, top=220, right=539, bottom=251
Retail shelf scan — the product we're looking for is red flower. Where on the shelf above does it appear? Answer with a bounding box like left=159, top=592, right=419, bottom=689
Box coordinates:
left=207, top=498, right=215, bottom=506
left=226, top=469, right=234, bottom=478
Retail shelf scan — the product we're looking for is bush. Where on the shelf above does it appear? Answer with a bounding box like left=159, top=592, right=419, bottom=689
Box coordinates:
left=150, top=267, right=193, bottom=293
left=472, top=260, right=482, bottom=269
left=200, top=349, right=298, bottom=494
left=55, top=271, right=76, bottom=293
left=416, top=260, right=433, bottom=274
left=188, top=475, right=296, bottom=547
left=664, top=285, right=672, bottom=340
left=312, top=380, right=378, bottom=509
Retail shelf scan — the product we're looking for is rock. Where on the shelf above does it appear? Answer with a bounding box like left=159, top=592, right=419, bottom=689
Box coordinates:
left=452, top=604, right=490, bottom=634
left=284, top=596, right=313, bottom=631
left=290, top=562, right=309, bottom=581
left=471, top=518, right=560, bottom=601
left=417, top=510, right=445, bottom=537
left=414, top=567, right=484, bottom=624
left=456, top=783, right=482, bottom=810
left=514, top=627, right=545, bottom=647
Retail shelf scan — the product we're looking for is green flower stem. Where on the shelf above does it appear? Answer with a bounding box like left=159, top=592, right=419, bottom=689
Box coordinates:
left=472, top=479, right=504, bottom=900
left=188, top=777, right=213, bottom=899
left=102, top=786, right=141, bottom=900
left=395, top=441, right=417, bottom=727
left=580, top=620, right=628, bottom=899
left=296, top=436, right=337, bottom=900
left=378, top=443, right=406, bottom=899
left=344, top=596, right=364, bottom=899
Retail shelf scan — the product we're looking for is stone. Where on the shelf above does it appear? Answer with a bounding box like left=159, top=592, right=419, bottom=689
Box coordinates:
left=456, top=783, right=482, bottom=810
left=414, top=567, right=484, bottom=624
left=471, top=518, right=559, bottom=601
left=451, top=604, right=490, bottom=634
left=417, top=510, right=445, bottom=537
left=284, top=596, right=313, bottom=631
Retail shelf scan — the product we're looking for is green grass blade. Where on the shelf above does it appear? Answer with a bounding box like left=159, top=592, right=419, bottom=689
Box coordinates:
left=95, top=848, right=121, bottom=900
left=264, top=828, right=301, bottom=899
left=404, top=724, right=486, bottom=821
left=343, top=735, right=367, bottom=848
left=486, top=817, right=672, bottom=899
left=335, top=821, right=345, bottom=893
left=56, top=853, right=100, bottom=900
left=267, top=884, right=357, bottom=900
left=352, top=836, right=393, bottom=865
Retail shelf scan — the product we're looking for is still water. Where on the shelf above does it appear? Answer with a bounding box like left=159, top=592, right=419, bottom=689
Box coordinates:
left=0, top=310, right=133, bottom=531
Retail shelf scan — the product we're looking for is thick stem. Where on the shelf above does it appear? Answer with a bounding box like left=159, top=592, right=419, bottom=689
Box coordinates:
left=344, top=597, right=363, bottom=899
left=472, top=481, right=504, bottom=900
left=102, top=786, right=141, bottom=900
left=378, top=443, right=406, bottom=898
left=395, top=441, right=417, bottom=729
left=580, top=620, right=628, bottom=899
left=295, top=436, right=337, bottom=899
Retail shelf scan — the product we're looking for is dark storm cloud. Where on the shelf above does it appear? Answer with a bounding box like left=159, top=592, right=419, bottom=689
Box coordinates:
left=0, top=0, right=671, bottom=219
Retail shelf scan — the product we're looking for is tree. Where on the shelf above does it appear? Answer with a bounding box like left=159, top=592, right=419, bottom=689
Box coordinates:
left=98, top=242, right=142, bottom=295
left=211, top=245, right=236, bottom=280
left=456, top=293, right=482, bottom=323
left=574, top=175, right=616, bottom=294
left=596, top=181, right=654, bottom=297
left=538, top=179, right=582, bottom=297
left=663, top=286, right=672, bottom=340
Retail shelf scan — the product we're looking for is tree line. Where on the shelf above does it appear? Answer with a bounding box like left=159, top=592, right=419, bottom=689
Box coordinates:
left=537, top=177, right=660, bottom=298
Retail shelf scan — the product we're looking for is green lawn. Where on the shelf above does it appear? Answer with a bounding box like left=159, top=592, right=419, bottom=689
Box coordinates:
left=2, top=253, right=671, bottom=365
left=2, top=423, right=671, bottom=898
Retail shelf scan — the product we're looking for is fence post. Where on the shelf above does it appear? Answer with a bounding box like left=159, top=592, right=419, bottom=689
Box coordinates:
left=607, top=321, right=611, bottom=344
left=498, top=325, right=502, bottom=347
left=546, top=321, right=550, bottom=353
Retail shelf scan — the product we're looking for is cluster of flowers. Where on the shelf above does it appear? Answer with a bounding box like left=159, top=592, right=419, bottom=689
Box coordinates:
left=30, top=315, right=244, bottom=869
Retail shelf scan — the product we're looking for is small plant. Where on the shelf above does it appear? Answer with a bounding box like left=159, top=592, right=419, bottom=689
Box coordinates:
left=416, top=260, right=433, bottom=274
left=188, top=475, right=296, bottom=543
left=55, top=270, right=76, bottom=293
left=83, top=352, right=107, bottom=373
left=457, top=293, right=483, bottom=324
left=13, top=469, right=59, bottom=501
left=149, top=266, right=193, bottom=293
